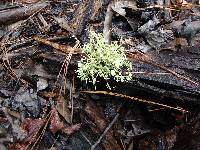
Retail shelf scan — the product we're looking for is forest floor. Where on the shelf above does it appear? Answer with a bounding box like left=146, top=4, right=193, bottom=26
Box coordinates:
left=0, top=0, right=200, bottom=149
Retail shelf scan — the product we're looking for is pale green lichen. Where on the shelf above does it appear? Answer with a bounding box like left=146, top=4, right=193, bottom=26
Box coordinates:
left=77, top=31, right=132, bottom=85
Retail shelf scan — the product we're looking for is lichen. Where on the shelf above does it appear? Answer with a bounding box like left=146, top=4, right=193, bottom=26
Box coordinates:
left=77, top=31, right=132, bottom=86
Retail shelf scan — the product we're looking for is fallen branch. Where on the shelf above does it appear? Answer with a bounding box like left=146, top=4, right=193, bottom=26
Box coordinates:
left=0, top=2, right=48, bottom=25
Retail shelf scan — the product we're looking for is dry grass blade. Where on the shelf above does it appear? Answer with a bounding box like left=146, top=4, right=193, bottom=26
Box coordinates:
left=147, top=4, right=193, bottom=10
left=82, top=91, right=188, bottom=113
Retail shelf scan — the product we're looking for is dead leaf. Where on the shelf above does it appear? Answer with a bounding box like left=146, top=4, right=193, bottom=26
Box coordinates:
left=39, top=91, right=58, bottom=98
left=8, top=143, right=26, bottom=150
left=21, top=118, right=45, bottom=142
left=90, top=0, right=102, bottom=20
left=111, top=1, right=137, bottom=16
left=175, top=0, right=193, bottom=9
left=56, top=95, right=71, bottom=123
left=62, top=123, right=81, bottom=135
left=50, top=108, right=64, bottom=134
left=50, top=108, right=81, bottom=135
left=6, top=108, right=20, bottom=119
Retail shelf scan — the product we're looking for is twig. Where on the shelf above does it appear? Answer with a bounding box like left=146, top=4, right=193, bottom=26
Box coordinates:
left=37, top=13, right=50, bottom=31
left=80, top=131, right=93, bottom=146
left=131, top=72, right=171, bottom=75
left=148, top=107, right=166, bottom=112
left=33, top=36, right=81, bottom=54
left=49, top=135, right=60, bottom=150
left=91, top=113, right=120, bottom=150
left=70, top=77, right=75, bottom=123
left=2, top=52, right=30, bottom=87
left=103, top=4, right=113, bottom=44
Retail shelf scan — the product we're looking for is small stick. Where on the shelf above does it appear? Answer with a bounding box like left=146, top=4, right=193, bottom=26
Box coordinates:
left=103, top=4, right=113, bottom=44
left=33, top=36, right=81, bottom=54
left=91, top=113, right=120, bottom=150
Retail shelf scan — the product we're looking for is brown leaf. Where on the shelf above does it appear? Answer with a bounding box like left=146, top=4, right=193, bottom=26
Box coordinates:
left=62, top=123, right=81, bottom=135
left=21, top=118, right=45, bottom=142
left=56, top=95, right=71, bottom=123
left=40, top=91, right=58, bottom=98
left=6, top=108, right=20, bottom=119
left=50, top=108, right=64, bottom=134
left=50, top=108, right=81, bottom=135
left=8, top=143, right=26, bottom=150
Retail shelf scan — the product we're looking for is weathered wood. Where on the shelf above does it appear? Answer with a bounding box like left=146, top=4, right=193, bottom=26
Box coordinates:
left=126, top=46, right=200, bottom=104
left=0, top=2, right=48, bottom=25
